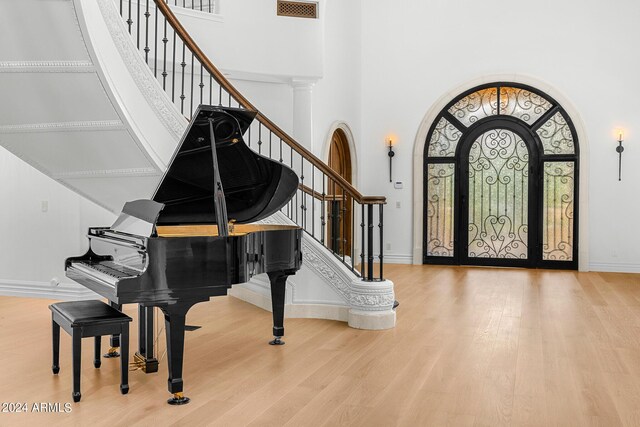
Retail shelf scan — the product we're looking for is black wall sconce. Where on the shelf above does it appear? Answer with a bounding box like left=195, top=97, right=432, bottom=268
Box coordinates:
left=387, top=138, right=395, bottom=182
left=616, top=131, right=624, bottom=181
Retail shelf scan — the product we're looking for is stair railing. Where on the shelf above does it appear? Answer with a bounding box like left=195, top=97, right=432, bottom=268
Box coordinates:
left=116, top=0, right=386, bottom=280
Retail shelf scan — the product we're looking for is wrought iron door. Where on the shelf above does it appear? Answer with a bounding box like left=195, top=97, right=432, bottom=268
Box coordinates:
left=423, top=83, right=579, bottom=269
left=459, top=121, right=538, bottom=268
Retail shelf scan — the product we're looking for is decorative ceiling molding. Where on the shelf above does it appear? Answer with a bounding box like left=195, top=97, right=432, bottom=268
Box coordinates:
left=53, top=168, right=160, bottom=179
left=97, top=0, right=187, bottom=141
left=0, top=120, right=125, bottom=134
left=0, top=60, right=95, bottom=73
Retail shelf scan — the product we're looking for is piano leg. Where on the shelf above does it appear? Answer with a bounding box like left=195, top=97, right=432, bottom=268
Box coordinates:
left=134, top=305, right=159, bottom=373
left=160, top=299, right=207, bottom=405
left=267, top=270, right=293, bottom=346
left=104, top=302, right=122, bottom=358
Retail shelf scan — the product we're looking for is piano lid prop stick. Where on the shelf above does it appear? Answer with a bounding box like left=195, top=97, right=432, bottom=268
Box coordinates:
left=209, top=119, right=230, bottom=237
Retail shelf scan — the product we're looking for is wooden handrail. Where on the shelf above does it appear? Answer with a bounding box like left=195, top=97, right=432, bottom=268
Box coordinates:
left=154, top=0, right=385, bottom=205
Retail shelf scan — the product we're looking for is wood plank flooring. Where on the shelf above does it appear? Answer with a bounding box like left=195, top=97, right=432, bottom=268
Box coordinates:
left=1, top=265, right=640, bottom=426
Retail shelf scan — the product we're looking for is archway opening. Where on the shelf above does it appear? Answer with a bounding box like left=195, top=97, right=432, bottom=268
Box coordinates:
left=327, top=128, right=353, bottom=257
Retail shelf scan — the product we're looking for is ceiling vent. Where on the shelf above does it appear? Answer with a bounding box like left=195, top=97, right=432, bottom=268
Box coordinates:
left=277, top=1, right=318, bottom=19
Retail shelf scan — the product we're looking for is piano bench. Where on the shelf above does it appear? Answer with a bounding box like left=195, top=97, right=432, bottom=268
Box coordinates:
left=49, top=300, right=132, bottom=403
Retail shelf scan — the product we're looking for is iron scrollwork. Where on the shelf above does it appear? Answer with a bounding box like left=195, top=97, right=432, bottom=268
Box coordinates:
left=542, top=162, right=574, bottom=261
left=499, top=87, right=552, bottom=124
left=467, top=129, right=529, bottom=259
left=448, top=88, right=498, bottom=127
left=536, top=112, right=575, bottom=155
left=426, top=163, right=455, bottom=257
left=427, top=118, right=462, bottom=157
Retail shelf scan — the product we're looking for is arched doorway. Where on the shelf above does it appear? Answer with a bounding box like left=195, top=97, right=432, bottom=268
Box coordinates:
left=327, top=128, right=353, bottom=257
left=423, top=83, right=579, bottom=269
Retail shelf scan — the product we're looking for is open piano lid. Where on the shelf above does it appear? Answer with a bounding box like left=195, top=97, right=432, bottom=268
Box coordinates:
left=153, top=105, right=299, bottom=226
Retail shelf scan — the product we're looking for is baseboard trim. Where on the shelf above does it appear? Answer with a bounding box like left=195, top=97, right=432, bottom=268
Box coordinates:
left=0, top=279, right=99, bottom=301
left=589, top=262, right=640, bottom=274
left=384, top=254, right=413, bottom=264
left=228, top=284, right=349, bottom=322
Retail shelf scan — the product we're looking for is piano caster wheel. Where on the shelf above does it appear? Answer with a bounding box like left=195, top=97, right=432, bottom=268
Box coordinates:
left=269, top=336, right=285, bottom=345
left=120, top=384, right=129, bottom=395
left=72, top=392, right=81, bottom=403
left=167, top=392, right=190, bottom=405
left=94, top=360, right=101, bottom=369
left=103, top=347, right=120, bottom=358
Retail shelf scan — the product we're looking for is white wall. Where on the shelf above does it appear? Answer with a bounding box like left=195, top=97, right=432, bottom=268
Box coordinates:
left=312, top=0, right=362, bottom=162
left=358, top=0, right=640, bottom=271
left=230, top=78, right=294, bottom=135
left=0, top=147, right=115, bottom=286
left=175, top=0, right=323, bottom=80
left=188, top=0, right=363, bottom=165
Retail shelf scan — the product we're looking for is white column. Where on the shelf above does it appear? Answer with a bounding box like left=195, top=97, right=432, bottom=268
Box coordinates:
left=291, top=79, right=316, bottom=152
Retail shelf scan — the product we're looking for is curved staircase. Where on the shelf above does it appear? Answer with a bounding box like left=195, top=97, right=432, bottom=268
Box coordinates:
left=0, top=0, right=395, bottom=329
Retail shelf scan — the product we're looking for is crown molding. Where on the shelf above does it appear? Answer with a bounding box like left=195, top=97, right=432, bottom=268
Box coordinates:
left=0, top=120, right=125, bottom=134
left=53, top=167, right=160, bottom=179
left=0, top=60, right=95, bottom=73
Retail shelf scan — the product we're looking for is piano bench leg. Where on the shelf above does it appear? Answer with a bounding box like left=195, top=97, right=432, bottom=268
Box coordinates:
left=72, top=328, right=82, bottom=403
left=52, top=316, right=60, bottom=374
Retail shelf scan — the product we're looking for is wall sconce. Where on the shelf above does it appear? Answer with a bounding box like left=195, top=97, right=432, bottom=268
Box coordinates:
left=387, top=138, right=395, bottom=182
left=616, top=131, right=624, bottom=181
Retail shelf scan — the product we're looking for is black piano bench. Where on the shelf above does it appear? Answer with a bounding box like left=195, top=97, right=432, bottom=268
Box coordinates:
left=49, top=300, right=132, bottom=403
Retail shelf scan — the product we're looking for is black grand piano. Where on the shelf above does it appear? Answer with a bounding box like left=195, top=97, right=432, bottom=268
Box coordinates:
left=65, top=106, right=302, bottom=404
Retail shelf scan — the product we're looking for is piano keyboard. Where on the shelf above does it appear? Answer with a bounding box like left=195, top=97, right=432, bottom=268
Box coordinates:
left=69, top=261, right=140, bottom=286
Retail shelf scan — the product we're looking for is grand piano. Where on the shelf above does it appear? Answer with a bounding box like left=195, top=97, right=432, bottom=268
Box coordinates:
left=65, top=105, right=302, bottom=404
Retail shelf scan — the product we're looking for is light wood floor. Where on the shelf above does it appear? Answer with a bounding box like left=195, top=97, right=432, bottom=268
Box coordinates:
left=2, top=265, right=640, bottom=426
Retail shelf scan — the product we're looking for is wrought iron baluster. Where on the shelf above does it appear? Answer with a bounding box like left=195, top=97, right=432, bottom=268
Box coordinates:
left=257, top=123, right=262, bottom=154
left=171, top=32, right=176, bottom=101
left=311, top=164, right=315, bottom=238
left=367, top=204, right=374, bottom=281
left=180, top=43, right=186, bottom=113
left=351, top=198, right=355, bottom=272
left=342, top=189, right=346, bottom=263
left=199, top=64, right=204, bottom=109
left=161, top=17, right=168, bottom=89
left=321, top=175, right=326, bottom=245
left=218, top=86, right=222, bottom=106
left=153, top=3, right=158, bottom=76
left=331, top=179, right=337, bottom=255
left=127, top=0, right=132, bottom=33
left=144, top=0, right=150, bottom=64
left=209, top=74, right=212, bottom=105
left=136, top=0, right=140, bottom=48
left=300, top=158, right=305, bottom=231
left=379, top=204, right=384, bottom=280
left=360, top=203, right=365, bottom=277
left=190, top=53, right=195, bottom=118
